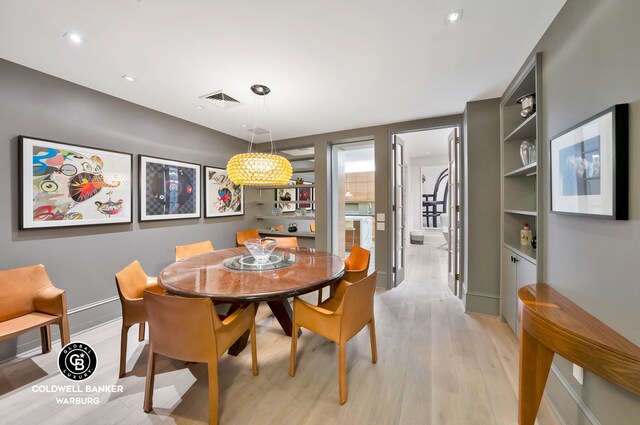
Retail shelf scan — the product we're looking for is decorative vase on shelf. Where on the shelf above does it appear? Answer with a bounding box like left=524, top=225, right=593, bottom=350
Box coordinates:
left=516, top=93, right=536, bottom=118
left=520, top=223, right=532, bottom=246
left=519, top=141, right=536, bottom=166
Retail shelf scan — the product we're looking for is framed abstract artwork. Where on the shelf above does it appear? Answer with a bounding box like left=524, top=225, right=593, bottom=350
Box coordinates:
left=550, top=104, right=628, bottom=219
left=19, top=136, right=133, bottom=229
left=139, top=155, right=201, bottom=221
left=297, top=185, right=313, bottom=210
left=204, top=166, right=244, bottom=218
left=276, top=187, right=296, bottom=213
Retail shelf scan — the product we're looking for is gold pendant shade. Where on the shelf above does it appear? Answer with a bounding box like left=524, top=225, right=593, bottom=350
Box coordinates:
left=226, top=152, right=292, bottom=186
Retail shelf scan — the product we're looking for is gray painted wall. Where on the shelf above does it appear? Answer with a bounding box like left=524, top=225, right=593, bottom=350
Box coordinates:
left=462, top=98, right=501, bottom=315
left=525, top=1, right=640, bottom=423
left=268, top=115, right=463, bottom=289
left=0, top=59, right=249, bottom=359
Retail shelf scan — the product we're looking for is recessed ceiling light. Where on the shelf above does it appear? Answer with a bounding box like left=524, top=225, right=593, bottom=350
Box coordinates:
left=121, top=75, right=137, bottom=82
left=445, top=9, right=463, bottom=25
left=63, top=31, right=85, bottom=44
left=242, top=124, right=248, bottom=128
left=195, top=105, right=204, bottom=110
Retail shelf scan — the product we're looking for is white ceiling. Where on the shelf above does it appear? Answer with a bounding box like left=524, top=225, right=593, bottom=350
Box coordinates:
left=401, top=127, right=454, bottom=158
left=0, top=0, right=565, bottom=142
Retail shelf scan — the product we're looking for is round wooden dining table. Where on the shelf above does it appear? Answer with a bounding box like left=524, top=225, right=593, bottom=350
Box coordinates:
left=158, top=246, right=344, bottom=355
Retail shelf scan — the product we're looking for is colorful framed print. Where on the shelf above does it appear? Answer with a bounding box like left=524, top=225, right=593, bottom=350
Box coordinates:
left=550, top=104, right=628, bottom=219
left=297, top=185, right=313, bottom=210
left=139, top=155, right=201, bottom=221
left=276, top=187, right=296, bottom=213
left=204, top=166, right=243, bottom=218
left=19, top=136, right=133, bottom=229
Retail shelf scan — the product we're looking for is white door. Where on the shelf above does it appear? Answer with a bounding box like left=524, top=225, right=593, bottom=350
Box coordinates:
left=447, top=128, right=460, bottom=295
left=393, top=135, right=406, bottom=286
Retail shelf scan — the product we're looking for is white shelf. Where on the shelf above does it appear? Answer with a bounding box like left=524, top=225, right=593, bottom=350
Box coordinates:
left=258, top=229, right=315, bottom=238
left=504, top=209, right=537, bottom=217
left=503, top=242, right=537, bottom=264
left=292, top=167, right=315, bottom=173
left=256, top=215, right=316, bottom=221
left=504, top=163, right=537, bottom=177
left=504, top=113, right=537, bottom=142
left=254, top=184, right=315, bottom=189
left=256, top=201, right=316, bottom=205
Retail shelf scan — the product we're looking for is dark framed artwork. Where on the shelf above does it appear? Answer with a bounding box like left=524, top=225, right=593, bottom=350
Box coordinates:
left=550, top=104, right=628, bottom=219
left=276, top=187, right=296, bottom=213
left=19, top=136, right=133, bottom=229
left=297, top=185, right=313, bottom=210
left=204, top=166, right=243, bottom=218
left=139, top=155, right=201, bottom=221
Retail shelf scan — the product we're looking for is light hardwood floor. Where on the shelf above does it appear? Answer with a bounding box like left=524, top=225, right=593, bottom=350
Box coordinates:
left=0, top=243, right=560, bottom=425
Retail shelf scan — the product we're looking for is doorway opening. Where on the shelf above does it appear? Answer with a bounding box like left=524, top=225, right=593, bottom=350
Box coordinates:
left=391, top=127, right=461, bottom=296
left=330, top=140, right=375, bottom=274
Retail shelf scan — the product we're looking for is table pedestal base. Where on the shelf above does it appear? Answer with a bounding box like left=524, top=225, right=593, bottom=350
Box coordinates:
left=227, top=300, right=302, bottom=356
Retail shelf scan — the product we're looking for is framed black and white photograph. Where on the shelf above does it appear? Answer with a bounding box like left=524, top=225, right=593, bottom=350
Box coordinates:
left=204, top=166, right=243, bottom=218
left=19, top=136, right=133, bottom=229
left=139, top=155, right=201, bottom=221
left=276, top=187, right=296, bottom=213
left=550, top=104, right=628, bottom=219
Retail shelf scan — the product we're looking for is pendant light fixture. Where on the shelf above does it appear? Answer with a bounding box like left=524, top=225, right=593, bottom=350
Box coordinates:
left=226, top=84, right=292, bottom=186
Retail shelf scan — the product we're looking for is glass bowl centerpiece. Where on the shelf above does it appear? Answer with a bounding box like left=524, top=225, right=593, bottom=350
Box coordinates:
left=243, top=238, right=278, bottom=263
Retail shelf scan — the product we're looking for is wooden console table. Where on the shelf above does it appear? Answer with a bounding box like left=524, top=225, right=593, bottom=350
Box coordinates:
left=517, top=284, right=640, bottom=425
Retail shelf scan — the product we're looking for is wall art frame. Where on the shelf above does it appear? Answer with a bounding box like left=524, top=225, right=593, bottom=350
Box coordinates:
left=275, top=186, right=297, bottom=213
left=203, top=165, right=244, bottom=218
left=139, top=155, right=201, bottom=221
left=19, top=135, right=133, bottom=229
left=549, top=104, right=628, bottom=219
left=296, top=185, right=313, bottom=211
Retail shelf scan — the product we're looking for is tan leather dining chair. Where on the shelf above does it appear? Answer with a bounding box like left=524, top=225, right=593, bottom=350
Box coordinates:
left=272, top=236, right=298, bottom=248
left=175, top=240, right=214, bottom=261
left=319, top=245, right=371, bottom=304
left=0, top=264, right=70, bottom=354
left=290, top=272, right=378, bottom=404
left=143, top=291, right=258, bottom=425
left=236, top=229, right=261, bottom=246
left=115, top=260, right=163, bottom=378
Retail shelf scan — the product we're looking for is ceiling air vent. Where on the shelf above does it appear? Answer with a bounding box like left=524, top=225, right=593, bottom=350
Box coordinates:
left=199, top=90, right=241, bottom=109
left=247, top=127, right=270, bottom=135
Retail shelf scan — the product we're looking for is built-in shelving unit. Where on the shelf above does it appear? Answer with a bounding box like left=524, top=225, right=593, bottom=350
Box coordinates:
left=250, top=155, right=317, bottom=242
left=256, top=215, right=316, bottom=221
left=500, top=52, right=543, bottom=335
left=258, top=229, right=315, bottom=238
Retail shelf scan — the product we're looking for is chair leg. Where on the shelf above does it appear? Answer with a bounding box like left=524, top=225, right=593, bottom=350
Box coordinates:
left=317, top=288, right=322, bottom=305
left=368, top=319, right=378, bottom=364
left=250, top=315, right=259, bottom=376
left=289, top=317, right=299, bottom=377
left=59, top=315, right=70, bottom=347
left=119, top=325, right=130, bottom=378
left=207, top=361, right=219, bottom=425
left=40, top=325, right=51, bottom=354
left=143, top=350, right=156, bottom=413
left=338, top=341, right=348, bottom=404
left=138, top=322, right=146, bottom=342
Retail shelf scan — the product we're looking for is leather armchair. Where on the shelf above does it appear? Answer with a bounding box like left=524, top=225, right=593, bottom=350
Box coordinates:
left=318, top=245, right=371, bottom=304
left=143, top=291, right=258, bottom=425
left=0, top=264, right=70, bottom=354
left=290, top=272, right=377, bottom=404
left=115, top=260, right=163, bottom=378
left=175, top=240, right=214, bottom=261
left=272, top=237, right=298, bottom=248
left=236, top=229, right=260, bottom=246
